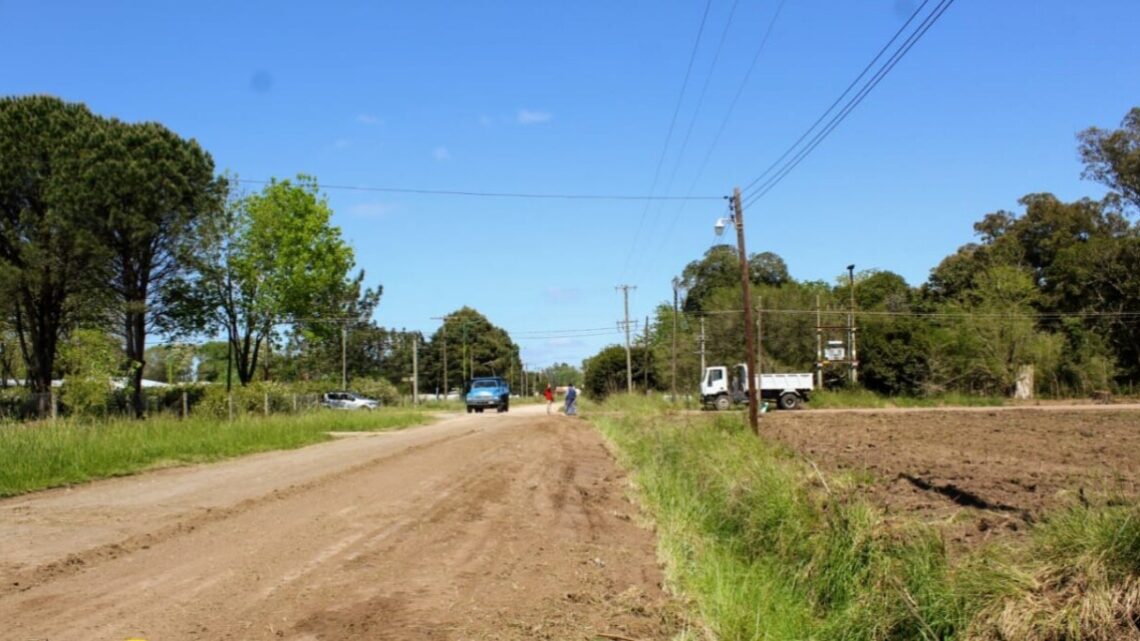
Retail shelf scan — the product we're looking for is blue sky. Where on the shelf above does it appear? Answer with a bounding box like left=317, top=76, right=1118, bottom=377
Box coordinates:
left=2, top=1, right=1138, bottom=369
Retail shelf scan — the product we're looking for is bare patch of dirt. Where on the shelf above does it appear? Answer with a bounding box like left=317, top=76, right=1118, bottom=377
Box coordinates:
left=764, top=408, right=1140, bottom=549
left=0, top=406, right=680, bottom=640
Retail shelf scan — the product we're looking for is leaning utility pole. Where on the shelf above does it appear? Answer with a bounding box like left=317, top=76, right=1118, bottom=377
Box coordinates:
left=731, top=187, right=760, bottom=434
left=616, top=284, right=636, bottom=393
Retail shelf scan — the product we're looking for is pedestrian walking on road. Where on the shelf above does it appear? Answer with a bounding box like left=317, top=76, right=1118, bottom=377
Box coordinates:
left=564, top=384, right=578, bottom=416
left=544, top=384, right=554, bottom=414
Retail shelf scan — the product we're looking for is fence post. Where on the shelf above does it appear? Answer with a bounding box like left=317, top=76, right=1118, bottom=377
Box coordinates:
left=50, top=389, right=58, bottom=421
left=181, top=390, right=188, bottom=419
left=263, top=392, right=269, bottom=417
left=292, top=394, right=297, bottom=413
left=227, top=393, right=233, bottom=422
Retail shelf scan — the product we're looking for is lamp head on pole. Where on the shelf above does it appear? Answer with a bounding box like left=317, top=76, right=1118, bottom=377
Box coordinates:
left=714, top=216, right=732, bottom=237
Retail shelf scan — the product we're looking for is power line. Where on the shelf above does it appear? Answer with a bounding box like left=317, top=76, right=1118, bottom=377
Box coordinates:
left=640, top=0, right=788, bottom=280
left=741, top=0, right=954, bottom=207
left=233, top=178, right=719, bottom=202
left=620, top=0, right=715, bottom=279
left=626, top=0, right=744, bottom=279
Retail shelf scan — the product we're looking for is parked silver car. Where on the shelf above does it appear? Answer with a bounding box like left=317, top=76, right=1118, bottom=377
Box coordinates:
left=321, top=391, right=380, bottom=410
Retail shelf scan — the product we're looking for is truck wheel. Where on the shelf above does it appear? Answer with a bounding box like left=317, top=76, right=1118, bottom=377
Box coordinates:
left=778, top=392, right=800, bottom=410
left=714, top=394, right=732, bottom=411
left=467, top=406, right=473, bottom=414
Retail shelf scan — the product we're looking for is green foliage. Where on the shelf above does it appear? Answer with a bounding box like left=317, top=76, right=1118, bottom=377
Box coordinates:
left=0, top=96, right=110, bottom=395
left=1079, top=106, right=1140, bottom=213
left=0, top=408, right=431, bottom=497
left=540, top=362, right=582, bottom=386
left=583, top=345, right=656, bottom=399
left=419, top=307, right=520, bottom=392
left=57, top=329, right=125, bottom=416
left=183, top=175, right=358, bottom=385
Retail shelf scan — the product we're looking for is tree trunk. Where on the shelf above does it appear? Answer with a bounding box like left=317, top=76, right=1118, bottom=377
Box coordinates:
left=125, top=306, right=147, bottom=418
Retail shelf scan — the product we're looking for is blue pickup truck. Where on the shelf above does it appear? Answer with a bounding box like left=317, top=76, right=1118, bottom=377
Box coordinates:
left=466, top=376, right=510, bottom=413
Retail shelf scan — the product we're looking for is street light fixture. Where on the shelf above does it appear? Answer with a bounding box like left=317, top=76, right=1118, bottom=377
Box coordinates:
left=714, top=217, right=730, bottom=237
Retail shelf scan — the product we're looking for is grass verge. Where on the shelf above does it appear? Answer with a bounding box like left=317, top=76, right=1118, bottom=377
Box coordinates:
left=586, top=396, right=1140, bottom=640
left=0, top=409, right=430, bottom=498
left=810, top=389, right=1005, bottom=409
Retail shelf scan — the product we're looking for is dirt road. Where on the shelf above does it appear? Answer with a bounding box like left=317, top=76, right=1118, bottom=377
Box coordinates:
left=0, top=406, right=678, bottom=641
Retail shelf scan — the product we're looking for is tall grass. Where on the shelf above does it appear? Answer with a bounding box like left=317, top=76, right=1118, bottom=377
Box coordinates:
left=0, top=409, right=429, bottom=497
left=810, top=389, right=1005, bottom=409
left=591, top=402, right=1140, bottom=640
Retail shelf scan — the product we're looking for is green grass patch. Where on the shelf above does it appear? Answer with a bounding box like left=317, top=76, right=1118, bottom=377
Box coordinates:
left=588, top=401, right=1140, bottom=640
left=810, top=389, right=1005, bottom=409
left=0, top=409, right=430, bottom=497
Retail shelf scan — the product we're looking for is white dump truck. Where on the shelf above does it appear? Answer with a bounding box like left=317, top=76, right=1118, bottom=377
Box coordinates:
left=701, top=364, right=813, bottom=411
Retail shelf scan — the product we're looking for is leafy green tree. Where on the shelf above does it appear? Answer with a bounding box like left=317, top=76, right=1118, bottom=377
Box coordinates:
left=192, top=340, right=230, bottom=383
left=929, top=266, right=1049, bottom=395
left=541, top=362, right=582, bottom=386
left=583, top=344, right=655, bottom=399
left=183, top=177, right=355, bottom=385
left=679, top=245, right=792, bottom=313
left=88, top=119, right=223, bottom=415
left=280, top=270, right=384, bottom=385
left=142, top=344, right=196, bottom=384
left=57, top=328, right=124, bottom=416
left=845, top=271, right=933, bottom=395
left=1079, top=106, right=1140, bottom=212
left=0, top=96, right=110, bottom=405
left=420, top=307, right=520, bottom=393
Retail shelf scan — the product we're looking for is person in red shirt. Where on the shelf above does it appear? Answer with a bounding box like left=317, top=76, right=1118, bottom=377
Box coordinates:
left=543, top=384, right=554, bottom=414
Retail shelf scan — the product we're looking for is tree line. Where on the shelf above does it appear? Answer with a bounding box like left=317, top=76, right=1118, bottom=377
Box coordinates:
left=585, top=107, right=1140, bottom=399
left=0, top=96, right=530, bottom=417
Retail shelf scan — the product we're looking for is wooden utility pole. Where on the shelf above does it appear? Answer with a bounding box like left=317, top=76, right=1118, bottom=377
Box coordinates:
left=642, top=315, right=650, bottom=392
left=671, top=277, right=680, bottom=402
left=341, top=323, right=347, bottom=390
left=432, top=316, right=450, bottom=395
left=757, top=297, right=763, bottom=376
left=847, top=264, right=858, bottom=385
left=412, top=334, right=419, bottom=405
left=616, top=284, right=636, bottom=393
left=731, top=187, right=760, bottom=434
left=815, top=294, right=823, bottom=389
left=699, top=316, right=706, bottom=375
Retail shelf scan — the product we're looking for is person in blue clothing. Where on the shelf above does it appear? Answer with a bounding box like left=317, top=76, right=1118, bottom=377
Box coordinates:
left=564, top=383, right=578, bottom=416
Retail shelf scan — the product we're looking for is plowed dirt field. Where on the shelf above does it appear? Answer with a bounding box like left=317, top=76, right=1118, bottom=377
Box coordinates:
left=0, top=406, right=679, bottom=641
left=763, top=406, right=1140, bottom=549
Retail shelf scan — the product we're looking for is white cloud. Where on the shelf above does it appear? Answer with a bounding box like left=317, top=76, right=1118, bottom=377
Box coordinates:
left=517, top=109, right=552, bottom=125
left=348, top=202, right=399, bottom=218
left=433, top=146, right=451, bottom=161
left=356, top=113, right=381, bottom=125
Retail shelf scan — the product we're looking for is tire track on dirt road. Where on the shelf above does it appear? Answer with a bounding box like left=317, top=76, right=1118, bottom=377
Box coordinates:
left=0, top=407, right=680, bottom=640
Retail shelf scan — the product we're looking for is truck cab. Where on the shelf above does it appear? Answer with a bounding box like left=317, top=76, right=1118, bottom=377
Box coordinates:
left=701, top=364, right=813, bottom=411
left=465, top=376, right=510, bottom=413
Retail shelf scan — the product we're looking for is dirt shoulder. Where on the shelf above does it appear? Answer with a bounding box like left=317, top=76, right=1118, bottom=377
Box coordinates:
left=0, top=406, right=678, bottom=640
